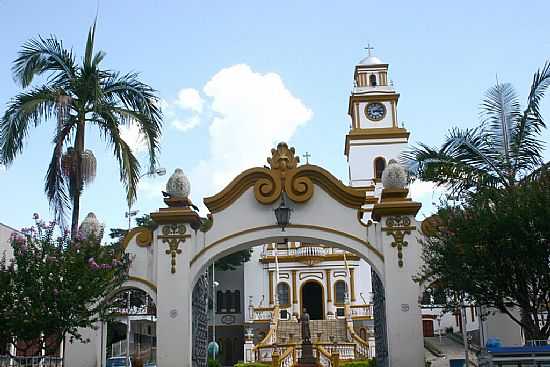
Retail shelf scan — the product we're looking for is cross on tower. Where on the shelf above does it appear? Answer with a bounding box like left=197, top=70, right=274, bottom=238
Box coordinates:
left=303, top=152, right=311, bottom=164
left=364, top=43, right=374, bottom=56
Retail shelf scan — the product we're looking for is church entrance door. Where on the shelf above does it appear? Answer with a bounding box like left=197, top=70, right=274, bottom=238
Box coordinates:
left=301, top=281, right=324, bottom=320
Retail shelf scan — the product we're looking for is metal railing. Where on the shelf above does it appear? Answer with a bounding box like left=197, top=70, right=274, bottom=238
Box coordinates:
left=0, top=356, right=63, bottom=367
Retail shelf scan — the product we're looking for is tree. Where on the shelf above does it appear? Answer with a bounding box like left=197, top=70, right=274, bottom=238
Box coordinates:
left=0, top=216, right=130, bottom=356
left=418, top=179, right=550, bottom=341
left=405, top=62, right=550, bottom=196
left=0, top=23, right=162, bottom=235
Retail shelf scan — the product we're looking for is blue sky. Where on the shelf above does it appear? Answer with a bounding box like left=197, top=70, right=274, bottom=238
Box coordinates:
left=1, top=0, right=550, bottom=232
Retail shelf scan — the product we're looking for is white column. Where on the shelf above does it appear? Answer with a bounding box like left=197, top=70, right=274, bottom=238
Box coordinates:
left=378, top=214, right=424, bottom=367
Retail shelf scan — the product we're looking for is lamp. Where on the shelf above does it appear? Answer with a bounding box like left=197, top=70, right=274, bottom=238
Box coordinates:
left=274, top=192, right=292, bottom=232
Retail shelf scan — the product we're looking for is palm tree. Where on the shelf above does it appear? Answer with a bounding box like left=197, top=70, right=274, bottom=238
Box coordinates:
left=405, top=62, right=550, bottom=196
left=405, top=62, right=550, bottom=341
left=0, top=23, right=162, bottom=235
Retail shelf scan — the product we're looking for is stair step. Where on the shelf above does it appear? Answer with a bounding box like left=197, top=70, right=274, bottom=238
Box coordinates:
left=276, top=319, right=349, bottom=344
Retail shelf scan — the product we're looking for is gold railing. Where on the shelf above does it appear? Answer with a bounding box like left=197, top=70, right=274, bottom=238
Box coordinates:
left=253, top=305, right=280, bottom=360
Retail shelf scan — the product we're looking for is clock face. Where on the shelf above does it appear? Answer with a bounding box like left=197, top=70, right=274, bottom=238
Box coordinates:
left=365, top=102, right=386, bottom=121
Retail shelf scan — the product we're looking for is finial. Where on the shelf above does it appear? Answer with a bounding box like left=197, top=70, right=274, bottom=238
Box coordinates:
left=162, top=168, right=198, bottom=209
left=364, top=43, right=375, bottom=57
left=303, top=152, right=311, bottom=164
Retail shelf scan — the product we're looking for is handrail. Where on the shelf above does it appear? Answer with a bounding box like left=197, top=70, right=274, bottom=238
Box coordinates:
left=253, top=305, right=280, bottom=353
left=278, top=345, right=295, bottom=367
left=347, top=324, right=370, bottom=358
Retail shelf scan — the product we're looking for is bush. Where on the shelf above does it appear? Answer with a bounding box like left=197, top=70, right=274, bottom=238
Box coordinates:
left=208, top=359, right=222, bottom=367
left=341, top=359, right=376, bottom=367
left=234, top=363, right=270, bottom=367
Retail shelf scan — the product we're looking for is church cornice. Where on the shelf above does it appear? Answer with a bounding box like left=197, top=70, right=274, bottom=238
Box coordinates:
left=345, top=128, right=410, bottom=156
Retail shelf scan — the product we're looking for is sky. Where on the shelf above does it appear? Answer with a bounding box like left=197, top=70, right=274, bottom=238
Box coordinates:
left=1, top=0, right=550, bottom=233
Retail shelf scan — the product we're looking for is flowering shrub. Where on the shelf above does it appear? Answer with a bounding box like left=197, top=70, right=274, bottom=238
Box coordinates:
left=0, top=214, right=130, bottom=356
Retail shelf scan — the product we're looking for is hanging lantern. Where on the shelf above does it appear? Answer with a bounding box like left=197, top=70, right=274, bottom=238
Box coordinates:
left=274, top=193, right=292, bottom=232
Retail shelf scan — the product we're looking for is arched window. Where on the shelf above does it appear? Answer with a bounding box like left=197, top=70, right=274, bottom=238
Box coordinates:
left=277, top=283, right=290, bottom=306
left=369, top=74, right=377, bottom=86
left=334, top=281, right=347, bottom=305
left=374, top=157, right=386, bottom=180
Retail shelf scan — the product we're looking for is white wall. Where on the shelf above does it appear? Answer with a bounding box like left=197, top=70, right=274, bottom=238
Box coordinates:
left=0, top=222, right=17, bottom=260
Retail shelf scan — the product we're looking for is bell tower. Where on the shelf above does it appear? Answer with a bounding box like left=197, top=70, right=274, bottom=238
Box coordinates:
left=345, top=46, right=410, bottom=188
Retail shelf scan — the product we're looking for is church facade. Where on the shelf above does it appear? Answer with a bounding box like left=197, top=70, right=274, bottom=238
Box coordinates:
left=207, top=51, right=410, bottom=366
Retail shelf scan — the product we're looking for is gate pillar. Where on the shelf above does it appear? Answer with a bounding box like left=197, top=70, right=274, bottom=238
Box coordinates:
left=151, top=190, right=201, bottom=367
left=372, top=188, right=424, bottom=367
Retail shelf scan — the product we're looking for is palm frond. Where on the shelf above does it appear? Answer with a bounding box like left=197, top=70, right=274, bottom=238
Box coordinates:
left=83, top=22, right=97, bottom=71
left=480, top=82, right=521, bottom=169
left=91, top=109, right=141, bottom=205
left=45, top=120, right=75, bottom=227
left=101, top=73, right=162, bottom=170
left=510, top=61, right=550, bottom=177
left=12, top=36, right=76, bottom=88
left=403, top=128, right=510, bottom=196
left=0, top=86, right=59, bottom=164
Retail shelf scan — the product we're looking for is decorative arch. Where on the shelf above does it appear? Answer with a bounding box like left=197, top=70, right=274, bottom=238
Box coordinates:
left=300, top=279, right=325, bottom=319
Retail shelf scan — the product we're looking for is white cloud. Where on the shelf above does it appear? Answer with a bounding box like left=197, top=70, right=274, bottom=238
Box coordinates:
left=163, top=88, right=205, bottom=132
left=120, top=122, right=148, bottom=154
left=0, top=165, right=5, bottom=173
left=409, top=180, right=447, bottom=219
left=176, top=88, right=204, bottom=113
left=137, top=177, right=165, bottom=199
left=188, top=64, right=313, bottom=209
left=172, top=115, right=201, bottom=132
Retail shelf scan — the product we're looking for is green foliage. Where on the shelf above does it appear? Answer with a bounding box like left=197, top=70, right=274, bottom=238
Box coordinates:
left=419, top=178, right=550, bottom=340
left=0, top=23, right=163, bottom=230
left=0, top=215, right=130, bottom=355
left=405, top=62, right=550, bottom=197
left=208, top=358, right=222, bottom=367
left=233, top=363, right=270, bottom=367
left=341, top=359, right=376, bottom=367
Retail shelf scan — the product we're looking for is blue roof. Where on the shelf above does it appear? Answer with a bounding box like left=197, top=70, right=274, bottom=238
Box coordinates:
left=488, top=345, right=550, bottom=354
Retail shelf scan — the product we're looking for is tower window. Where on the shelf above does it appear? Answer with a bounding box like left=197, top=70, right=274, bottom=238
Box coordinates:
left=369, top=74, right=377, bottom=86
left=374, top=157, right=386, bottom=180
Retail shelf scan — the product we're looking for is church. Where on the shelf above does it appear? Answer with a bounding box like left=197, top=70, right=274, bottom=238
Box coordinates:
left=208, top=49, right=408, bottom=365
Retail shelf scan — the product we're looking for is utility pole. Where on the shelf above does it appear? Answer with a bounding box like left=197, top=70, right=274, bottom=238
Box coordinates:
left=461, top=302, right=470, bottom=367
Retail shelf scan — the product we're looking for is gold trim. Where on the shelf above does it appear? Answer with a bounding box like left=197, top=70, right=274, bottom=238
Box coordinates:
left=371, top=201, right=421, bottom=222
left=292, top=270, right=297, bottom=304
left=350, top=268, right=356, bottom=302
left=345, top=128, right=410, bottom=156
left=269, top=270, right=274, bottom=305
left=158, top=224, right=190, bottom=274
left=150, top=207, right=201, bottom=226
left=190, top=223, right=384, bottom=266
left=325, top=269, right=332, bottom=303
left=381, top=216, right=416, bottom=268
left=128, top=276, right=157, bottom=291
left=204, top=142, right=367, bottom=213
left=348, top=93, right=399, bottom=117
left=260, top=253, right=360, bottom=264
left=121, top=227, right=153, bottom=251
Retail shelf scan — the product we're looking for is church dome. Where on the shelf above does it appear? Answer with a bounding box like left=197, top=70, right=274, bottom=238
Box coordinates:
left=359, top=55, right=383, bottom=66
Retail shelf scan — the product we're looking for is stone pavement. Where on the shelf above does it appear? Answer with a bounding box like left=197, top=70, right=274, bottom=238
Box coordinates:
left=425, top=335, right=478, bottom=367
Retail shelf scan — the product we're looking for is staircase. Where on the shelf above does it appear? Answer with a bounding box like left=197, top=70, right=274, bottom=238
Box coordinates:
left=276, top=319, right=350, bottom=344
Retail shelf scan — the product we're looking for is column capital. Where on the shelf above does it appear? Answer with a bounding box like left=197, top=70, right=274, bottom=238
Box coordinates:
left=371, top=188, right=421, bottom=221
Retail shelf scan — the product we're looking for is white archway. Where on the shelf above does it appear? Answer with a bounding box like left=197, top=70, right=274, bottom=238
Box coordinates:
left=122, top=142, right=424, bottom=367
